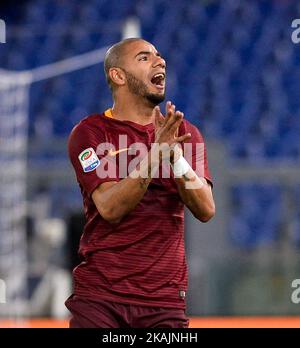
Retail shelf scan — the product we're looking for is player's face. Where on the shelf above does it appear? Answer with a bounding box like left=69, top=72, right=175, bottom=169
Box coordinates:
left=122, top=40, right=166, bottom=105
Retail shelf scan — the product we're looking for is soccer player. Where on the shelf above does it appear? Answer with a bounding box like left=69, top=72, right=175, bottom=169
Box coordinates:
left=65, top=38, right=215, bottom=328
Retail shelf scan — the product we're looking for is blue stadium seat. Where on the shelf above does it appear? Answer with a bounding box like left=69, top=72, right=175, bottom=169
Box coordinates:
left=1, top=0, right=297, bottom=163
left=290, top=187, right=300, bottom=247
left=229, top=183, right=282, bottom=249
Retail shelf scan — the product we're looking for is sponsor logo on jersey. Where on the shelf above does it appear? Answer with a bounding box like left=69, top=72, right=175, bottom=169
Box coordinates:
left=107, top=148, right=129, bottom=157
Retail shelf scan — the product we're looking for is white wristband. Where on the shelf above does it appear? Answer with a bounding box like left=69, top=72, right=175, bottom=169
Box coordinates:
left=172, top=156, right=190, bottom=177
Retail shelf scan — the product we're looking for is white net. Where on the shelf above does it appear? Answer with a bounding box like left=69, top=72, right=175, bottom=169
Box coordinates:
left=0, top=70, right=32, bottom=317
left=0, top=17, right=140, bottom=321
left=0, top=47, right=108, bottom=318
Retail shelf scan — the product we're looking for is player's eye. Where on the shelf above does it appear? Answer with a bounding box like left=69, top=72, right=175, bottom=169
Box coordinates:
left=139, top=56, right=148, bottom=61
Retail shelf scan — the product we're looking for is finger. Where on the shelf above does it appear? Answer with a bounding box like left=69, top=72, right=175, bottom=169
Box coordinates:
left=174, top=111, right=183, bottom=137
left=175, top=132, right=192, bottom=143
left=153, top=106, right=161, bottom=128
left=158, top=110, right=165, bottom=125
left=167, top=110, right=183, bottom=132
left=156, top=107, right=165, bottom=129
left=170, top=103, right=176, bottom=117
left=163, top=101, right=173, bottom=125
left=165, top=101, right=172, bottom=117
left=165, top=108, right=182, bottom=131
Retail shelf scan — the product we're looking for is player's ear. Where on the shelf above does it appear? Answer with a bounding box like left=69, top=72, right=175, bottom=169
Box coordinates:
left=109, top=67, right=126, bottom=87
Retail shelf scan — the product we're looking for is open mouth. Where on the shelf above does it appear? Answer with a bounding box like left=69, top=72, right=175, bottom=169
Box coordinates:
left=150, top=73, right=165, bottom=89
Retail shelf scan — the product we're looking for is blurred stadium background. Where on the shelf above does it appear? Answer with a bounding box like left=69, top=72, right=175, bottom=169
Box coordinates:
left=1, top=0, right=300, bottom=327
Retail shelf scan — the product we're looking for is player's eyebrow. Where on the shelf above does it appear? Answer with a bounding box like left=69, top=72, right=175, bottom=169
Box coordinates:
left=135, top=51, right=162, bottom=58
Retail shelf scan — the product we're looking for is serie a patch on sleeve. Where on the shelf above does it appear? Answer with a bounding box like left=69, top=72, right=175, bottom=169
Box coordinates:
left=78, top=148, right=100, bottom=173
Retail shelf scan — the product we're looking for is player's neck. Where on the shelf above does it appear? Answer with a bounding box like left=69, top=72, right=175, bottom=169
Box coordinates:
left=111, top=96, right=155, bottom=126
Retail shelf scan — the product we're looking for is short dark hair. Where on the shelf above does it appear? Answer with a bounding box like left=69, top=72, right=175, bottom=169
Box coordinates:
left=104, top=38, right=144, bottom=90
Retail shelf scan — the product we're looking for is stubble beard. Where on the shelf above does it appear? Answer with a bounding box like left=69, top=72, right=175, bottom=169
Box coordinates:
left=123, top=69, right=165, bottom=106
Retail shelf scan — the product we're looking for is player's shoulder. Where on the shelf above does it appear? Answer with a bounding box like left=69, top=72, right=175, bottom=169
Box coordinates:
left=72, top=113, right=104, bottom=131
left=181, top=118, right=205, bottom=140
left=69, top=113, right=104, bottom=138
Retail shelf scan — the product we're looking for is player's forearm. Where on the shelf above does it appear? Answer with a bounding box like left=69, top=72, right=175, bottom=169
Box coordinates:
left=175, top=168, right=215, bottom=222
left=94, top=151, right=160, bottom=224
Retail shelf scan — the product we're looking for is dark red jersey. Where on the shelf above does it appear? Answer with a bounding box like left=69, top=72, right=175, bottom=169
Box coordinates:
left=68, top=109, right=212, bottom=309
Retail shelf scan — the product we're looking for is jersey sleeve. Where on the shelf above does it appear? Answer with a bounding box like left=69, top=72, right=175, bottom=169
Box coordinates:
left=183, top=121, right=213, bottom=187
left=68, top=123, right=119, bottom=197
